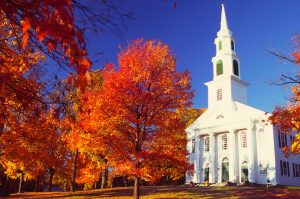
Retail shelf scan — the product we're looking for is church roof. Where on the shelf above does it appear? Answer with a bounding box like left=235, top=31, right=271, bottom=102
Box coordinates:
left=186, top=100, right=271, bottom=134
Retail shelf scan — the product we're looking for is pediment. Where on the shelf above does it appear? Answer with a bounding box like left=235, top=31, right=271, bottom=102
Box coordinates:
left=186, top=101, right=270, bottom=133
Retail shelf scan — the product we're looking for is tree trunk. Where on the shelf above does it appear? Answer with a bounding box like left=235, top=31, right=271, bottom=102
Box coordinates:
left=64, top=183, right=67, bottom=192
left=123, top=176, right=127, bottom=187
left=71, top=149, right=79, bottom=192
left=48, top=171, right=54, bottom=192
left=101, top=168, right=107, bottom=189
left=18, top=172, right=23, bottom=193
left=133, top=176, right=140, bottom=199
left=5, top=175, right=10, bottom=194
left=35, top=176, right=40, bottom=191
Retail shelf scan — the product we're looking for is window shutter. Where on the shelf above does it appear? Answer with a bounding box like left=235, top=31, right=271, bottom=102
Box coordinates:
left=278, top=132, right=281, bottom=148
left=284, top=134, right=287, bottom=147
left=287, top=162, right=290, bottom=177
left=280, top=160, right=283, bottom=176
left=192, top=139, right=195, bottom=153
left=293, top=163, right=295, bottom=178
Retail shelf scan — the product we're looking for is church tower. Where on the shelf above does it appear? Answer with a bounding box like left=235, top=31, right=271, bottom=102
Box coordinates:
left=205, top=4, right=248, bottom=108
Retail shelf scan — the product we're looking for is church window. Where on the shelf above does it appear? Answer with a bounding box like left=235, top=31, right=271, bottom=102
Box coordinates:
left=217, top=89, right=222, bottom=101
left=258, top=128, right=264, bottom=132
left=192, top=139, right=195, bottom=153
left=259, top=162, right=268, bottom=174
left=240, top=131, right=247, bottom=148
left=280, top=160, right=290, bottom=177
left=278, top=130, right=287, bottom=149
left=216, top=115, right=224, bottom=119
left=231, top=40, right=235, bottom=51
left=233, top=60, right=239, bottom=76
left=204, top=137, right=210, bottom=152
left=293, top=163, right=300, bottom=178
left=216, top=60, right=223, bottom=76
left=218, top=41, right=222, bottom=50
left=222, top=134, right=227, bottom=150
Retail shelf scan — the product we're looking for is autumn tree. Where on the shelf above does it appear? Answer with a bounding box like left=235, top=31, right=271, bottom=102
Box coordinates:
left=0, top=1, right=131, bottom=193
left=1, top=1, right=131, bottom=90
left=149, top=107, right=206, bottom=185
left=0, top=9, right=48, bottom=193
left=59, top=70, right=107, bottom=191
left=269, top=35, right=300, bottom=156
left=82, top=39, right=193, bottom=199
left=180, top=108, right=207, bottom=127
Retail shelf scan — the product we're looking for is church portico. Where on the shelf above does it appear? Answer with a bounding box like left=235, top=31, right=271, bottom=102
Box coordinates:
left=195, top=124, right=255, bottom=184
left=191, top=116, right=266, bottom=184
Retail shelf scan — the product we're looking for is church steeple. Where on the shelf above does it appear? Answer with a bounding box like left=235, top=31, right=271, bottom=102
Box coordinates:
left=205, top=4, right=249, bottom=108
left=212, top=4, right=239, bottom=80
left=217, top=4, right=232, bottom=38
left=220, top=4, right=228, bottom=31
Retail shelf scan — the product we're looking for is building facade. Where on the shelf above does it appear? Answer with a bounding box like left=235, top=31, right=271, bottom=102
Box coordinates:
left=186, top=5, right=300, bottom=186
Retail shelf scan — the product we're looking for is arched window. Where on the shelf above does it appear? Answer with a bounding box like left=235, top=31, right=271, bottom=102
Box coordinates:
left=222, top=134, right=228, bottom=150
left=191, top=139, right=195, bottom=153
left=241, top=131, right=247, bottom=148
left=216, top=60, right=223, bottom=76
left=242, top=161, right=248, bottom=166
left=231, top=40, right=235, bottom=51
left=216, top=115, right=224, bottom=119
left=205, top=137, right=210, bottom=152
left=218, top=41, right=222, bottom=50
left=233, top=60, right=239, bottom=76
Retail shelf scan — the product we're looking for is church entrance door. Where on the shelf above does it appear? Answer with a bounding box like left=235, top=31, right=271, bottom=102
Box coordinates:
left=204, top=164, right=209, bottom=182
left=222, top=158, right=229, bottom=182
left=241, top=161, right=248, bottom=182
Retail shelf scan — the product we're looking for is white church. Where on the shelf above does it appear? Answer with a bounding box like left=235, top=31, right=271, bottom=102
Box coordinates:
left=186, top=5, right=300, bottom=186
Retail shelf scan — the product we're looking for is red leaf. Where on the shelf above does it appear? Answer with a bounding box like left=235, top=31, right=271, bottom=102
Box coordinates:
left=21, top=18, right=31, bottom=34
left=22, top=33, right=29, bottom=49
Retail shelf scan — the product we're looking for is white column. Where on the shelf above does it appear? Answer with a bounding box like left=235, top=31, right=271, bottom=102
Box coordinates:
left=229, top=130, right=236, bottom=182
left=235, top=131, right=240, bottom=183
left=247, top=122, right=256, bottom=183
left=209, top=133, right=216, bottom=183
left=196, top=136, right=201, bottom=183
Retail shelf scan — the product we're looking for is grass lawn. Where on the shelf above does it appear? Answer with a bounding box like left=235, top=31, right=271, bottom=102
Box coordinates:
left=4, top=185, right=300, bottom=199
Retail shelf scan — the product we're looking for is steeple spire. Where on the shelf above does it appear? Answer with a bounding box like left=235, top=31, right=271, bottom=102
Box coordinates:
left=217, top=4, right=231, bottom=37
left=220, top=4, right=228, bottom=30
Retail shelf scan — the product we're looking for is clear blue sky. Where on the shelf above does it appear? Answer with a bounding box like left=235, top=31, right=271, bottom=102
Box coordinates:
left=85, top=0, right=300, bottom=113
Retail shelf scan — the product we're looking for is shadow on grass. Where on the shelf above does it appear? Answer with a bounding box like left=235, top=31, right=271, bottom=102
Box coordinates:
left=6, top=185, right=300, bottom=199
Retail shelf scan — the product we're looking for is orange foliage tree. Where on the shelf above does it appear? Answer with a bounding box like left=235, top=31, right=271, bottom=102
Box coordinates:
left=82, top=39, right=194, bottom=199
left=60, top=70, right=106, bottom=191
left=0, top=9, right=47, bottom=192
left=269, top=35, right=300, bottom=156
left=1, top=0, right=91, bottom=90
left=1, top=0, right=131, bottom=91
left=0, top=1, right=131, bottom=193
